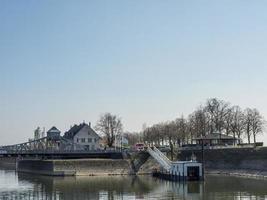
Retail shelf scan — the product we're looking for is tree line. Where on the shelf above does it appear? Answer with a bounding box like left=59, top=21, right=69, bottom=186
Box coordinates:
left=142, top=98, right=265, bottom=147
left=94, top=98, right=265, bottom=149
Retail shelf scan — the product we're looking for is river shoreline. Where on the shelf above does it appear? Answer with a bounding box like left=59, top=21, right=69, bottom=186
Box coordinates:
left=3, top=156, right=267, bottom=180
left=206, top=169, right=267, bottom=180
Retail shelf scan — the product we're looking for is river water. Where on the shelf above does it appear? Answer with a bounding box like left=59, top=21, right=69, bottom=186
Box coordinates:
left=0, top=169, right=267, bottom=200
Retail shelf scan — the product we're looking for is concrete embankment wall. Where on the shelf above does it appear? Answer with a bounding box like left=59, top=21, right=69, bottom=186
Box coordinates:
left=137, top=157, right=160, bottom=174
left=0, top=157, right=16, bottom=169
left=178, top=147, right=267, bottom=172
left=18, top=160, right=55, bottom=175
left=54, top=159, right=131, bottom=176
left=18, top=159, right=131, bottom=176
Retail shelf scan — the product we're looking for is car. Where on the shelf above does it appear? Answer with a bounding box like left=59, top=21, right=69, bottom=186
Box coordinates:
left=134, top=143, right=145, bottom=151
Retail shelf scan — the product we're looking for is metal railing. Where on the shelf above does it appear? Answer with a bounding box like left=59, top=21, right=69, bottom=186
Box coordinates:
left=147, top=146, right=171, bottom=171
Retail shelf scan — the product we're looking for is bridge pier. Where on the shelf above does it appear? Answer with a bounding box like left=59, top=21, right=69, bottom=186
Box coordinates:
left=0, top=157, right=17, bottom=169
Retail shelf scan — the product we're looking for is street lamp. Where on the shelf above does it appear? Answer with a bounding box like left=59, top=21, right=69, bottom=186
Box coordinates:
left=201, top=138, right=205, bottom=180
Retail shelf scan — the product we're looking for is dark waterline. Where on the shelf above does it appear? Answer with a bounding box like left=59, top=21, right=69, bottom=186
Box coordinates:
left=0, top=169, right=267, bottom=199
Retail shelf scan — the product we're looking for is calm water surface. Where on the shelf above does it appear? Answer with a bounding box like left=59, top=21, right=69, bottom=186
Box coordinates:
left=0, top=169, right=267, bottom=200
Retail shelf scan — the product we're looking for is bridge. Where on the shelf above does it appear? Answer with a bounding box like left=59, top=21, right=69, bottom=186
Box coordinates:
left=0, top=136, right=123, bottom=159
left=0, top=138, right=202, bottom=180
left=0, top=136, right=173, bottom=163
left=0, top=135, right=86, bottom=153
left=0, top=137, right=174, bottom=173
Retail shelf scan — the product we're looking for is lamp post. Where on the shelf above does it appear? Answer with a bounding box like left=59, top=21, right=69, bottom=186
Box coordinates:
left=120, top=134, right=122, bottom=152
left=201, top=138, right=205, bottom=180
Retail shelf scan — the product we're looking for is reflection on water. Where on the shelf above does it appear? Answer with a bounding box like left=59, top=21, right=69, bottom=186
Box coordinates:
left=0, top=169, right=267, bottom=200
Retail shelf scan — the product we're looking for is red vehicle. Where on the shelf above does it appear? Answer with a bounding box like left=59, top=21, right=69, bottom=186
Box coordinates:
left=134, top=143, right=145, bottom=151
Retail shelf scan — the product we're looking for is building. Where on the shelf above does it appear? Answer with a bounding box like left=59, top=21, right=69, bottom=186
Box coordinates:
left=45, top=126, right=61, bottom=150
left=114, top=134, right=129, bottom=148
left=194, top=132, right=241, bottom=146
left=170, top=161, right=203, bottom=181
left=64, top=122, right=101, bottom=150
left=47, top=126, right=61, bottom=140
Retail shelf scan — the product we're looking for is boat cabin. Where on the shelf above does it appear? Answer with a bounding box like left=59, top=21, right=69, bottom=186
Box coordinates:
left=170, top=161, right=203, bottom=181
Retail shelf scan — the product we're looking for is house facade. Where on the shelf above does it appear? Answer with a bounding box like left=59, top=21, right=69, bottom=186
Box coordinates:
left=64, top=122, right=101, bottom=150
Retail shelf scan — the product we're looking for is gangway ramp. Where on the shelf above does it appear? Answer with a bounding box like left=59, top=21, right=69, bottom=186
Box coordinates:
left=146, top=146, right=171, bottom=171
left=146, top=146, right=203, bottom=181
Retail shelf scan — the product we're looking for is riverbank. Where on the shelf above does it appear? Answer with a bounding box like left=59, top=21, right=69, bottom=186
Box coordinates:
left=179, top=147, right=267, bottom=175
left=17, top=159, right=132, bottom=176
left=206, top=169, right=267, bottom=180
left=11, top=147, right=267, bottom=179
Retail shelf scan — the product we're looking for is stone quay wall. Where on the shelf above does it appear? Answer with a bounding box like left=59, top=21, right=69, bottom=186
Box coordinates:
left=17, top=159, right=131, bottom=176
left=178, top=147, right=267, bottom=174
left=53, top=159, right=131, bottom=176
left=0, top=157, right=17, bottom=169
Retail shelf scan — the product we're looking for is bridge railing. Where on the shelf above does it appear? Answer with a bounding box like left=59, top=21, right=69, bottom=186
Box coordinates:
left=0, top=149, right=123, bottom=155
left=152, top=146, right=172, bottom=166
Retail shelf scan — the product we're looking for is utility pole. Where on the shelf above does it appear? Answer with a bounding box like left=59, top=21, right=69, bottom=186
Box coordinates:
left=201, top=139, right=205, bottom=180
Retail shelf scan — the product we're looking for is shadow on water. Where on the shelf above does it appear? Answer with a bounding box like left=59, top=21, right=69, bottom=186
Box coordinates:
left=204, top=175, right=267, bottom=200
left=0, top=168, right=267, bottom=199
left=17, top=173, right=155, bottom=199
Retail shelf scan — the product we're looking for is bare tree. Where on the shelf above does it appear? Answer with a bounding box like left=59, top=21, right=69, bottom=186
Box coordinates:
left=187, top=116, right=195, bottom=144
left=244, top=108, right=253, bottom=144
left=143, top=127, right=151, bottom=145
left=95, top=113, right=123, bottom=147
left=150, top=125, right=161, bottom=146
left=175, top=117, right=187, bottom=145
left=250, top=108, right=265, bottom=144
left=124, top=132, right=140, bottom=146
left=164, top=121, right=174, bottom=160
left=224, top=107, right=234, bottom=136
left=141, top=98, right=266, bottom=148
left=230, top=106, right=245, bottom=144
left=189, top=107, right=209, bottom=138
left=204, top=98, right=230, bottom=133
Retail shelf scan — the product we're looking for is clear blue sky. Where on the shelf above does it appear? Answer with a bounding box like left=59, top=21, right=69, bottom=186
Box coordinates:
left=1, top=0, right=267, bottom=145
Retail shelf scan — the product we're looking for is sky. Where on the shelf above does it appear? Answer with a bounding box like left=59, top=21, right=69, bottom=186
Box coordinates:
left=1, top=0, right=267, bottom=145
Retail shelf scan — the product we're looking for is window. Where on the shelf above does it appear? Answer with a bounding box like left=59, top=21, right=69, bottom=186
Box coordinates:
left=77, top=138, right=79, bottom=143
left=94, top=138, right=97, bottom=143
left=88, top=138, right=92, bottom=143
left=81, top=138, right=85, bottom=143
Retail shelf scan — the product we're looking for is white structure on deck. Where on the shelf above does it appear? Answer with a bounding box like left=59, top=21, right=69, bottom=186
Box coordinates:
left=147, top=146, right=203, bottom=180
